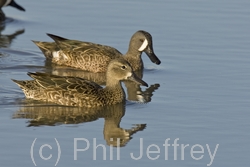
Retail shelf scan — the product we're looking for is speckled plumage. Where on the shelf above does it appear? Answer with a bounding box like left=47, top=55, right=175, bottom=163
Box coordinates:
left=33, top=30, right=161, bottom=72
left=12, top=58, right=148, bottom=107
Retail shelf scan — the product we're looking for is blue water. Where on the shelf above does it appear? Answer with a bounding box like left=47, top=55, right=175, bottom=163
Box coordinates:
left=0, top=0, right=249, bottom=166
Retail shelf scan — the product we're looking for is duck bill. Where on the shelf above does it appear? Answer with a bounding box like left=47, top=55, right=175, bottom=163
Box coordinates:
left=144, top=46, right=161, bottom=65
left=127, top=73, right=148, bottom=87
left=9, top=0, right=25, bottom=11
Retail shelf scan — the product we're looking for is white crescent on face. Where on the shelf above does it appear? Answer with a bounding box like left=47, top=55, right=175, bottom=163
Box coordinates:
left=138, top=39, right=148, bottom=51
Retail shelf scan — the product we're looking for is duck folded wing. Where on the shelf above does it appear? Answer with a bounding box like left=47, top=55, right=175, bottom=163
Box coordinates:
left=28, top=72, right=102, bottom=94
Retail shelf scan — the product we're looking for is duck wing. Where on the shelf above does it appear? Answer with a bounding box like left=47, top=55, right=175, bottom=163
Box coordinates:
left=28, top=72, right=103, bottom=94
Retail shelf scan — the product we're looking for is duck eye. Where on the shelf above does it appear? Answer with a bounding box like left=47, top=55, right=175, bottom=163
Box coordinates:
left=139, top=39, right=144, bottom=42
left=121, top=65, right=126, bottom=70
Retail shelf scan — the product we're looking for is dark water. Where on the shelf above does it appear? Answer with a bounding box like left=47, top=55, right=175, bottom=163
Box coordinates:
left=0, top=0, right=249, bottom=166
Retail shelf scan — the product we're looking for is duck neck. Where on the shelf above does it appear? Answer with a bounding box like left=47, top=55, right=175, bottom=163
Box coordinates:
left=124, top=49, right=143, bottom=71
left=105, top=80, right=125, bottom=104
left=124, top=44, right=142, bottom=58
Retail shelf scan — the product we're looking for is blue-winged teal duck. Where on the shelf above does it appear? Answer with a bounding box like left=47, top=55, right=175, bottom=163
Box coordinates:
left=12, top=58, right=148, bottom=107
left=0, top=0, right=25, bottom=20
left=33, top=30, right=161, bottom=73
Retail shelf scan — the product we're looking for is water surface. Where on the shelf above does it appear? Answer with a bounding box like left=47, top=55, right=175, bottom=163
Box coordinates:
left=0, top=0, right=250, bottom=167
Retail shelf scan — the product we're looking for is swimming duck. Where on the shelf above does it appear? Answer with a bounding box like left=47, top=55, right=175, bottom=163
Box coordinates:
left=12, top=58, right=148, bottom=107
left=33, top=30, right=161, bottom=72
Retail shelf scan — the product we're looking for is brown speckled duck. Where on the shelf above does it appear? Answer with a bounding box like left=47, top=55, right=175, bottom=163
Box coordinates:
left=12, top=58, right=148, bottom=107
left=33, top=30, right=161, bottom=72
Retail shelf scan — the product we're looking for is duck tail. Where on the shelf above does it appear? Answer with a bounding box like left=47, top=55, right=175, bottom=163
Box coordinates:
left=11, top=79, right=27, bottom=89
left=32, top=40, right=57, bottom=59
left=47, top=33, right=68, bottom=42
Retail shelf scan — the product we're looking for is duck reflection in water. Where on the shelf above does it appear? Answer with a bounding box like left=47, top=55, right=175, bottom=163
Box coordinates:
left=13, top=100, right=146, bottom=147
left=0, top=23, right=24, bottom=48
left=0, top=0, right=25, bottom=48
